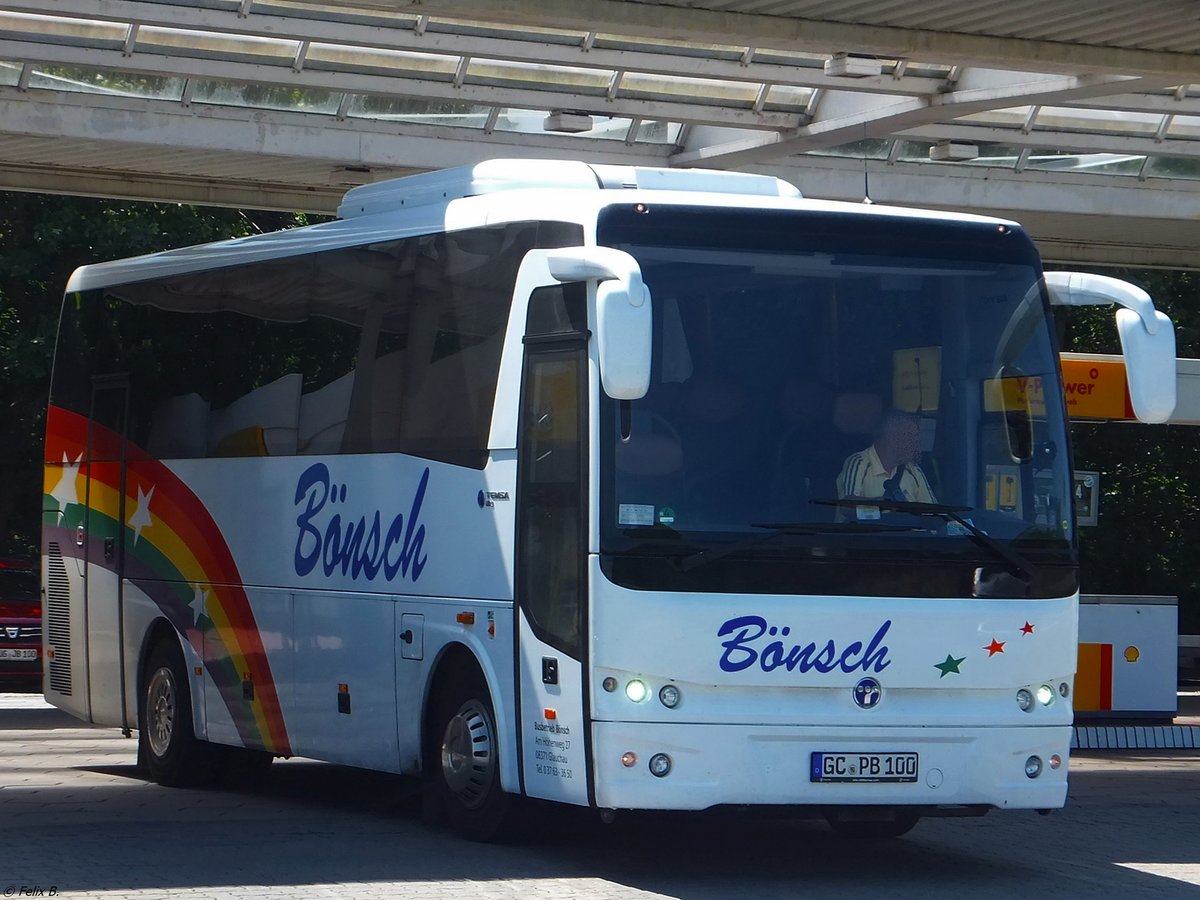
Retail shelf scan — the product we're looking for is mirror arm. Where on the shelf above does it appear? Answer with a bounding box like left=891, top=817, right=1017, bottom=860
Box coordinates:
left=1043, top=271, right=1161, bottom=336
left=546, top=248, right=645, bottom=307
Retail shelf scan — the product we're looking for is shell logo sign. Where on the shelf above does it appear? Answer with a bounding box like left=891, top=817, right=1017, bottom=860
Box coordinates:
left=984, top=355, right=1134, bottom=420
left=1058, top=356, right=1134, bottom=420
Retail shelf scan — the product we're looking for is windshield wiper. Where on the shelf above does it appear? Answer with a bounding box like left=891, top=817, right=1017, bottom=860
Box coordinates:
left=812, top=497, right=1033, bottom=583
left=676, top=521, right=919, bottom=573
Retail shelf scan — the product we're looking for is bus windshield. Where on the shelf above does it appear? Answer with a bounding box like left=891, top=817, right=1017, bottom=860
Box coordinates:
left=596, top=204, right=1075, bottom=600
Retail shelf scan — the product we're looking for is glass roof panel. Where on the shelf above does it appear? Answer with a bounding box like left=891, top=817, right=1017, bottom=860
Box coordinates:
left=434, top=20, right=587, bottom=45
left=190, top=78, right=341, bottom=114
left=1149, top=156, right=1200, bottom=179
left=1025, top=152, right=1146, bottom=175
left=1166, top=115, right=1200, bottom=139
left=764, top=84, right=817, bottom=112
left=806, top=138, right=893, bottom=159
left=466, top=59, right=610, bottom=93
left=345, top=95, right=490, bottom=127
left=0, top=12, right=123, bottom=44
left=1034, top=106, right=1163, bottom=136
left=959, top=107, right=1033, bottom=129
left=22, top=63, right=185, bottom=100
left=593, top=32, right=746, bottom=61
left=0, top=60, right=20, bottom=87
left=621, top=72, right=760, bottom=107
left=304, top=44, right=460, bottom=78
left=137, top=26, right=297, bottom=64
left=890, top=139, right=936, bottom=161
left=257, top=0, right=421, bottom=29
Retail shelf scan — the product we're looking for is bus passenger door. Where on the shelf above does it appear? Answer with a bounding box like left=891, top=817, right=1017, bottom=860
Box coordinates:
left=515, top=283, right=591, bottom=807
left=82, top=375, right=133, bottom=732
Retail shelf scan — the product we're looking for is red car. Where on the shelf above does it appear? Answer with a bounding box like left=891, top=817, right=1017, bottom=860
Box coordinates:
left=0, top=558, right=41, bottom=686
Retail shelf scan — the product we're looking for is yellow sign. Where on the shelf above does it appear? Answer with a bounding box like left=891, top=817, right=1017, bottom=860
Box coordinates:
left=985, top=465, right=1021, bottom=514
left=982, top=374, right=1048, bottom=417
left=1058, top=357, right=1131, bottom=419
left=893, top=347, right=941, bottom=413
left=982, top=357, right=1132, bottom=420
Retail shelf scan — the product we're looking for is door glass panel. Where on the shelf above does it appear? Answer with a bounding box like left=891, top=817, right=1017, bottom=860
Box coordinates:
left=517, top=349, right=584, bottom=656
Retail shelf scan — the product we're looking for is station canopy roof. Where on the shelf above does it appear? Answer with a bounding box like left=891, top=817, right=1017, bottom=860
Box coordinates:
left=4, top=0, right=1200, bottom=266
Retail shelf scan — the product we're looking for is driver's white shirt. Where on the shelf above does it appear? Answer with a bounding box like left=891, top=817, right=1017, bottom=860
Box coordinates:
left=837, top=444, right=936, bottom=503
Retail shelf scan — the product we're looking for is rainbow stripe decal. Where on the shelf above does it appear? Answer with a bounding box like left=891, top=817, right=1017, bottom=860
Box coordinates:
left=44, top=405, right=291, bottom=755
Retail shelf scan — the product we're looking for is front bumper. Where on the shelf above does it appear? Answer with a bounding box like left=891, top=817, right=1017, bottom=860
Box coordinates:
left=592, top=720, right=1069, bottom=811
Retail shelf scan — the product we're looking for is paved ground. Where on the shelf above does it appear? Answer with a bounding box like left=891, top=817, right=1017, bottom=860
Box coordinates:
left=2, top=689, right=1200, bottom=899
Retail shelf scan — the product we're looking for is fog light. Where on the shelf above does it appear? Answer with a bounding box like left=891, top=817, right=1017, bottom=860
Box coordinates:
left=649, top=753, right=672, bottom=777
left=1049, top=754, right=1062, bottom=770
left=658, top=684, right=681, bottom=708
left=1058, top=682, right=1070, bottom=699
left=621, top=752, right=638, bottom=768
left=1025, top=755, right=1043, bottom=778
left=1036, top=684, right=1055, bottom=707
left=625, top=679, right=649, bottom=703
left=602, top=677, right=617, bottom=693
left=1016, top=688, right=1034, bottom=712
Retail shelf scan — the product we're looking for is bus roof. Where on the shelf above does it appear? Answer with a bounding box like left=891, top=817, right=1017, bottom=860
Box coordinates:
left=335, top=159, right=801, bottom=219
left=65, top=160, right=1021, bottom=294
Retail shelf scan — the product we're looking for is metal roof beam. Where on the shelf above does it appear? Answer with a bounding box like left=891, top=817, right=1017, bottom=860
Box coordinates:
left=0, top=1, right=943, bottom=96
left=399, top=0, right=1200, bottom=79
left=1052, top=92, right=1200, bottom=116
left=674, top=69, right=1173, bottom=166
left=900, top=122, right=1200, bottom=159
left=0, top=162, right=347, bottom=212
left=0, top=88, right=669, bottom=169
left=0, top=36, right=799, bottom=130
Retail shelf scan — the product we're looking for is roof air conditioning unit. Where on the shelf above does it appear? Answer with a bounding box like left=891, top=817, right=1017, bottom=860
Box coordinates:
left=929, top=141, right=980, bottom=162
left=824, top=53, right=882, bottom=78
left=544, top=111, right=594, bottom=133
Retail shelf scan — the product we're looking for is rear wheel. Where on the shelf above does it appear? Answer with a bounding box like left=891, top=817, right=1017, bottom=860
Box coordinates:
left=426, top=673, right=512, bottom=841
left=138, top=638, right=214, bottom=787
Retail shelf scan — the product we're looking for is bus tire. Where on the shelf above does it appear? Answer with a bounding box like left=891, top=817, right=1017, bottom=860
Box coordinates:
left=825, top=808, right=920, bottom=839
left=137, top=637, right=214, bottom=787
left=427, top=672, right=511, bottom=841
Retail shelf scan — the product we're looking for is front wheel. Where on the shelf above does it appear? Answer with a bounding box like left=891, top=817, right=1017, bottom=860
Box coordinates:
left=138, top=638, right=214, bottom=787
left=426, top=674, right=512, bottom=841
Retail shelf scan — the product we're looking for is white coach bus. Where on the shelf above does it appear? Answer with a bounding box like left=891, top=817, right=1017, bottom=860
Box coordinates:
left=42, top=160, right=1175, bottom=840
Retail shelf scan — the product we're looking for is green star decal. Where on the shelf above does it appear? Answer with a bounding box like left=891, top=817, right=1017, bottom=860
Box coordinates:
left=934, top=653, right=966, bottom=678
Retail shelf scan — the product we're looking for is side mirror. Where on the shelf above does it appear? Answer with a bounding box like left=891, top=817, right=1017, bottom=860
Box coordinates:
left=547, top=247, right=652, bottom=400
left=1044, top=272, right=1176, bottom=423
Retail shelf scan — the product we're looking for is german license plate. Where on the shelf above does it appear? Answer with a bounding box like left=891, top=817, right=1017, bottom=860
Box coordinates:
left=811, top=752, right=918, bottom=783
left=0, top=648, right=38, bottom=661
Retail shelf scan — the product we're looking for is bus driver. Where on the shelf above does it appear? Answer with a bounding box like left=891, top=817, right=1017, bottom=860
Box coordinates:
left=837, top=408, right=936, bottom=504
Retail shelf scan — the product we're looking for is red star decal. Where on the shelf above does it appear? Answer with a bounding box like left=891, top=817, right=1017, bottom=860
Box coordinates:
left=1020, top=621, right=1035, bottom=635
left=984, top=638, right=1006, bottom=656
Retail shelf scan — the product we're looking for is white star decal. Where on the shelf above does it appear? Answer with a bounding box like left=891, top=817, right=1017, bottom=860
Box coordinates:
left=187, top=583, right=208, bottom=627
left=49, top=453, right=82, bottom=516
left=128, top=484, right=155, bottom=545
